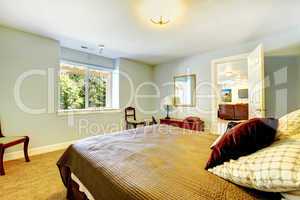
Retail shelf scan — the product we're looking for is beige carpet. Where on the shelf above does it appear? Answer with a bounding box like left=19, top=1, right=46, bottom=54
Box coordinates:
left=0, top=150, right=67, bottom=200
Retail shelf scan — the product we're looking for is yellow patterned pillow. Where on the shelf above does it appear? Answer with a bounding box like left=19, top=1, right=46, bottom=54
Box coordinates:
left=278, top=109, right=300, bottom=139
left=208, top=138, right=300, bottom=192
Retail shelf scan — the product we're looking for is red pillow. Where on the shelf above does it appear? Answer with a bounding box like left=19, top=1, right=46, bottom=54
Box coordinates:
left=205, top=118, right=278, bottom=170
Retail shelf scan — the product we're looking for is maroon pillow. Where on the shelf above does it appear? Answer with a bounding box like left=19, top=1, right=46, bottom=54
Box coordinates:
left=205, top=118, right=278, bottom=170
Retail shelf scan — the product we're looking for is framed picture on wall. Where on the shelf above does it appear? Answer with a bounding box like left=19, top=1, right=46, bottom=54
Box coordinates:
left=221, top=89, right=232, bottom=102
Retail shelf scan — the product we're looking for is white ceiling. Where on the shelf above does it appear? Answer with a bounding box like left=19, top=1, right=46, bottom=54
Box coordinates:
left=0, top=0, right=300, bottom=65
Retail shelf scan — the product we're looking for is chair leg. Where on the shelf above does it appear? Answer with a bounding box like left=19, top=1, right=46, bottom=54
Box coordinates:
left=24, top=136, right=30, bottom=162
left=0, top=144, right=5, bottom=176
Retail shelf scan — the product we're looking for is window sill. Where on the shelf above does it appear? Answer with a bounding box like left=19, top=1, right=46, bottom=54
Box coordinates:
left=57, top=108, right=121, bottom=116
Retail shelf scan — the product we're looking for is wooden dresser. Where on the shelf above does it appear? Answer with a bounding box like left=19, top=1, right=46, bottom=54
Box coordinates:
left=160, top=117, right=204, bottom=131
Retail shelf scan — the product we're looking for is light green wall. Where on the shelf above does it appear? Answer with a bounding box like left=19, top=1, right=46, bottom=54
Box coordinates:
left=119, top=58, right=156, bottom=115
left=0, top=26, right=155, bottom=152
left=265, top=56, right=300, bottom=118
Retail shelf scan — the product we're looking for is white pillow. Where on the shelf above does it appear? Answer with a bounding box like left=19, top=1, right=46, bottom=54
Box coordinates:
left=278, top=109, right=300, bottom=139
left=208, top=138, right=300, bottom=192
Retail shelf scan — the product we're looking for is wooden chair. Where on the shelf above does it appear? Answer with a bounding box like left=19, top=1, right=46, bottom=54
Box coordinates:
left=125, top=107, right=145, bottom=130
left=150, top=116, right=158, bottom=125
left=0, top=122, right=30, bottom=176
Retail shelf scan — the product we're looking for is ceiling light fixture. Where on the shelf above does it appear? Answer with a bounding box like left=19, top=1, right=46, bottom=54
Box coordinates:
left=225, top=71, right=233, bottom=76
left=150, top=16, right=170, bottom=25
left=140, top=0, right=183, bottom=26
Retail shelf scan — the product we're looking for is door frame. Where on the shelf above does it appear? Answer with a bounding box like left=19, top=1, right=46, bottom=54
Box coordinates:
left=210, top=53, right=248, bottom=134
left=247, top=44, right=266, bottom=118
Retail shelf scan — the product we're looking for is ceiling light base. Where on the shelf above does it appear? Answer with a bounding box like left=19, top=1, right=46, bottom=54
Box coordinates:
left=150, top=16, right=170, bottom=25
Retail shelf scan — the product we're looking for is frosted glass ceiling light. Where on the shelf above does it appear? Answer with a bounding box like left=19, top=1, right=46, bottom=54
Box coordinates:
left=140, top=0, right=183, bottom=26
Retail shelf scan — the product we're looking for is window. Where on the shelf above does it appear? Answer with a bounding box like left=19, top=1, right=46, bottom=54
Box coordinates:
left=59, top=61, right=113, bottom=111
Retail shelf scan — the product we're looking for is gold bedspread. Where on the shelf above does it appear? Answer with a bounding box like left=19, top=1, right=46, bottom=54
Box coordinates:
left=57, top=125, right=279, bottom=200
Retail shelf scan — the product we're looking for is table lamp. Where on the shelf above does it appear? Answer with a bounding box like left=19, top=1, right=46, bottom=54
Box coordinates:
left=163, top=96, right=175, bottom=119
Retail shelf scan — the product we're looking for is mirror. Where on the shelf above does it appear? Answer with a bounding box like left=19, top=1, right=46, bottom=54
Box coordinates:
left=174, top=74, right=196, bottom=107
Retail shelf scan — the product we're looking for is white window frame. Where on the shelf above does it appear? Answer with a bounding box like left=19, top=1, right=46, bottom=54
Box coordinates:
left=58, top=60, right=119, bottom=114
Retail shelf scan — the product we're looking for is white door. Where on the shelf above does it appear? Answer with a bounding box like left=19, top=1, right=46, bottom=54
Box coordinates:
left=248, top=44, right=266, bottom=118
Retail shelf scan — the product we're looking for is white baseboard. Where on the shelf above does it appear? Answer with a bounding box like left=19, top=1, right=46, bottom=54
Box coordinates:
left=4, top=140, right=77, bottom=161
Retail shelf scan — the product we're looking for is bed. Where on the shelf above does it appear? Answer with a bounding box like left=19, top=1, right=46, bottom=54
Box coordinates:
left=57, top=125, right=280, bottom=200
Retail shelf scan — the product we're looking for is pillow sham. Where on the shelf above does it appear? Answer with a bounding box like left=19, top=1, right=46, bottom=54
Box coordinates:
left=205, top=118, right=278, bottom=170
left=210, top=135, right=223, bottom=149
left=278, top=109, right=300, bottom=139
left=210, top=121, right=241, bottom=149
left=208, top=138, right=300, bottom=192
